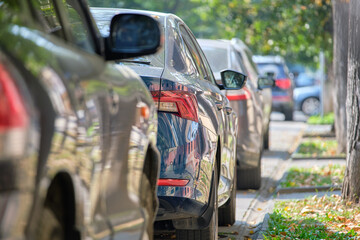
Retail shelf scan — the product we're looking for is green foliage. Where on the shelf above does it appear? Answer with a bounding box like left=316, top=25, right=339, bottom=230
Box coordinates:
left=87, top=0, right=332, bottom=67
left=308, top=112, right=335, bottom=125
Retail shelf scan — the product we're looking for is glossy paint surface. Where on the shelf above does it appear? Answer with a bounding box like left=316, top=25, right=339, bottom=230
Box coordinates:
left=199, top=39, right=272, bottom=170
left=91, top=8, right=238, bottom=222
left=0, top=1, right=159, bottom=239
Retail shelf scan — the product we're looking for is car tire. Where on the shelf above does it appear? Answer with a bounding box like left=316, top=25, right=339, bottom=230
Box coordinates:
left=176, top=163, right=218, bottom=240
left=237, top=159, right=261, bottom=190
left=301, top=97, right=320, bottom=116
left=140, top=172, right=156, bottom=240
left=36, top=207, right=64, bottom=240
left=218, top=168, right=236, bottom=226
left=283, top=108, right=293, bottom=121
left=263, top=124, right=270, bottom=150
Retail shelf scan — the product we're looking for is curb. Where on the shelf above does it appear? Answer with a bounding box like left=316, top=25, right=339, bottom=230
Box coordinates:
left=291, top=156, right=346, bottom=160
left=277, top=185, right=342, bottom=194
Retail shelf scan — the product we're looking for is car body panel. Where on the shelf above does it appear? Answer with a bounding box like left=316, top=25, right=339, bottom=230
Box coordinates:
left=91, top=8, right=238, bottom=227
left=198, top=39, right=271, bottom=170
left=0, top=1, right=160, bottom=239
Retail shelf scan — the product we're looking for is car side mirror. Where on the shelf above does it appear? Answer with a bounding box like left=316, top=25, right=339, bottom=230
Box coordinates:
left=219, top=70, right=247, bottom=90
left=105, top=13, right=162, bottom=60
left=258, top=76, right=275, bottom=90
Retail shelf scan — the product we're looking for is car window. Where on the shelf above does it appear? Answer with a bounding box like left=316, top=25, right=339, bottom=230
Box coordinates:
left=61, top=0, right=96, bottom=53
left=179, top=25, right=208, bottom=81
left=167, top=21, right=197, bottom=75
left=237, top=50, right=258, bottom=85
left=257, top=63, right=287, bottom=79
left=36, top=0, right=65, bottom=38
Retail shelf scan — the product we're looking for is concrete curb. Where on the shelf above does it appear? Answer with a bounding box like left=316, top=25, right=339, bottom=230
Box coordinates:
left=291, top=156, right=346, bottom=160
left=277, top=185, right=342, bottom=194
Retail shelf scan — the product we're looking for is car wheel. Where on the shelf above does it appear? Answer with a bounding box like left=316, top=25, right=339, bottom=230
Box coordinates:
left=176, top=163, right=218, bottom=240
left=237, top=157, right=261, bottom=190
left=36, top=207, right=64, bottom=240
left=301, top=97, right=320, bottom=116
left=283, top=108, right=293, bottom=121
left=140, top=171, right=156, bottom=240
left=263, top=124, right=270, bottom=150
left=218, top=168, right=236, bottom=226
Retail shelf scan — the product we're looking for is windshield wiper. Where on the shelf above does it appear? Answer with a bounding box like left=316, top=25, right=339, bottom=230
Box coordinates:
left=116, top=60, right=151, bottom=65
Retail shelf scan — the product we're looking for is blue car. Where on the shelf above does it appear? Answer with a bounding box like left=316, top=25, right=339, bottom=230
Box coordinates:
left=294, top=73, right=321, bottom=116
left=91, top=8, right=246, bottom=239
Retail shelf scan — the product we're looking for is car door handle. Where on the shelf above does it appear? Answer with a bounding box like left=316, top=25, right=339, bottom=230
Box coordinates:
left=215, top=102, right=223, bottom=110
left=225, top=107, right=233, bottom=115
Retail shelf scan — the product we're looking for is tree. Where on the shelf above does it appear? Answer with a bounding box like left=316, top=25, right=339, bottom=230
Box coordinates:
left=342, top=0, right=360, bottom=202
left=332, top=0, right=348, bottom=154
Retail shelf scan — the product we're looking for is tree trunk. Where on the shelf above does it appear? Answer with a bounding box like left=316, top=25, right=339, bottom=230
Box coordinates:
left=342, top=0, right=360, bottom=202
left=332, top=0, right=349, bottom=154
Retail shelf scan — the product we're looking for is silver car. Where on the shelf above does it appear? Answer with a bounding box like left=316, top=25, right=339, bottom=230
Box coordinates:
left=198, top=38, right=273, bottom=189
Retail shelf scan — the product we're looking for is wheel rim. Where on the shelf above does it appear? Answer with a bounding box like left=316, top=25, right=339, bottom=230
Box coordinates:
left=302, top=97, right=320, bottom=115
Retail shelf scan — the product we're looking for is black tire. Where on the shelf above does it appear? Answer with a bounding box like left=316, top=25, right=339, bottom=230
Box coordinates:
left=283, top=108, right=293, bottom=121
left=36, top=207, right=64, bottom=240
left=218, top=168, right=236, bottom=226
left=140, top=172, right=156, bottom=240
left=263, top=124, right=270, bottom=150
left=237, top=161, right=261, bottom=190
left=176, top=164, right=218, bottom=240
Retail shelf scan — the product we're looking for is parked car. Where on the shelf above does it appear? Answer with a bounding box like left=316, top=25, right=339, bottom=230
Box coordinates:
left=91, top=7, right=246, bottom=239
left=253, top=55, right=295, bottom=120
left=198, top=38, right=273, bottom=189
left=294, top=72, right=321, bottom=116
left=0, top=0, right=162, bottom=239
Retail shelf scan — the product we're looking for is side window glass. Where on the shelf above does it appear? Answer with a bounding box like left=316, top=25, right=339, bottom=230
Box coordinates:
left=62, top=0, right=96, bottom=53
left=179, top=26, right=206, bottom=79
left=37, top=0, right=64, bottom=38
left=168, top=24, right=197, bottom=75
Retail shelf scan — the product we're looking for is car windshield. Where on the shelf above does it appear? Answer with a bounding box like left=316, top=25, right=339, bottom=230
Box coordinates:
left=90, top=8, right=165, bottom=68
left=256, top=63, right=287, bottom=79
left=201, top=46, right=229, bottom=74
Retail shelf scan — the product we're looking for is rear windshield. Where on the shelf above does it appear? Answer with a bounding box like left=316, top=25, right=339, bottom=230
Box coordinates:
left=201, top=46, right=229, bottom=73
left=256, top=63, right=287, bottom=79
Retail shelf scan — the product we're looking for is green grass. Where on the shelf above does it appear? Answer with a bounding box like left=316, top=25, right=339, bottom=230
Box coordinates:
left=280, top=164, right=345, bottom=188
left=263, top=195, right=360, bottom=239
left=293, top=138, right=345, bottom=158
left=307, top=113, right=335, bottom=125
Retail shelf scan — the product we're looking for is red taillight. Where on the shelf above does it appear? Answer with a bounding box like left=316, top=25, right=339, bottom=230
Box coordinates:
left=0, top=64, right=28, bottom=132
left=157, top=179, right=189, bottom=186
left=151, top=90, right=198, bottom=122
left=226, top=87, right=251, bottom=101
left=275, top=78, right=292, bottom=89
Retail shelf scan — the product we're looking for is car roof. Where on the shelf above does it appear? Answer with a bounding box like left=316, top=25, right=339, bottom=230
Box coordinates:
left=197, top=39, right=231, bottom=50
left=90, top=7, right=168, bottom=26
left=252, top=55, right=285, bottom=64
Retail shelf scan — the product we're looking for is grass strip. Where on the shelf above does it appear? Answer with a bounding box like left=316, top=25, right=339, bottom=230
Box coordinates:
left=280, top=163, right=345, bottom=188
left=307, top=113, right=335, bottom=125
left=263, top=194, right=360, bottom=239
left=293, top=138, right=345, bottom=158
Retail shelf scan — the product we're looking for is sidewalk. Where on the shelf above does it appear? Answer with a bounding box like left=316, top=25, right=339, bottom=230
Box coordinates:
left=255, top=123, right=345, bottom=239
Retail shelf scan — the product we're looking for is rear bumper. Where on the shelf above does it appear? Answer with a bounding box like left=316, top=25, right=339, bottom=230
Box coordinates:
left=156, top=113, right=215, bottom=222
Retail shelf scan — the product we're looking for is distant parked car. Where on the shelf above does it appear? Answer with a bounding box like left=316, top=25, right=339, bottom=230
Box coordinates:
left=0, top=1, right=162, bottom=239
left=198, top=38, right=274, bottom=189
left=91, top=7, right=246, bottom=239
left=253, top=55, right=295, bottom=120
left=294, top=73, right=321, bottom=116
